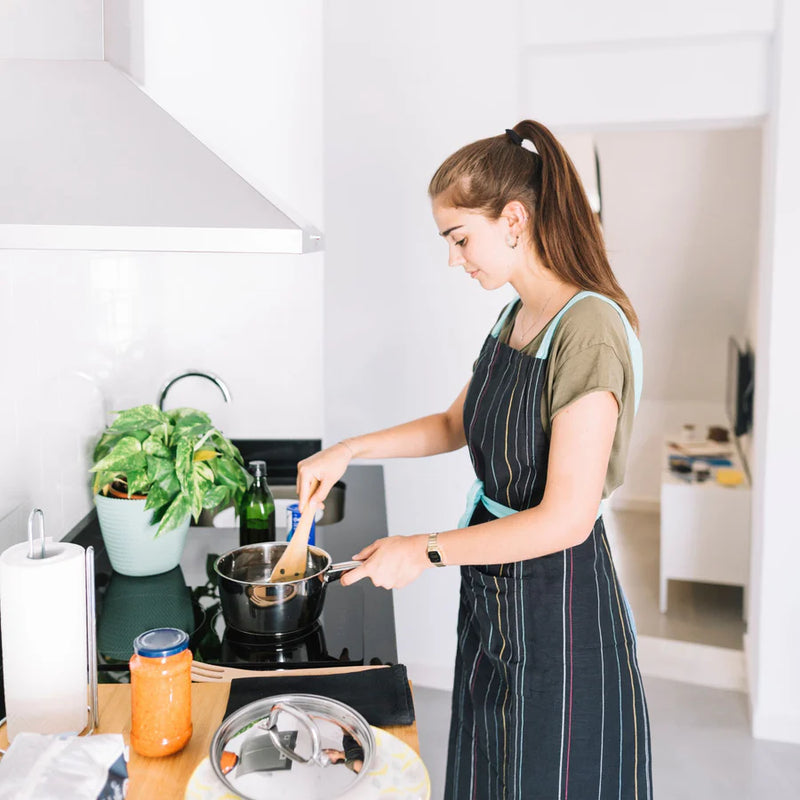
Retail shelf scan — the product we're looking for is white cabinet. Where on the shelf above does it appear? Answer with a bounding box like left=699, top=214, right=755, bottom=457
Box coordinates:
left=659, top=432, right=750, bottom=616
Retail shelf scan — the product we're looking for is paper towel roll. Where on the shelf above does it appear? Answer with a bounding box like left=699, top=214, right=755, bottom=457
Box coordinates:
left=0, top=540, right=88, bottom=741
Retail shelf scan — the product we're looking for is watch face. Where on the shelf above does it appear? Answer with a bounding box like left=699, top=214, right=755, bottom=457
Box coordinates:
left=428, top=551, right=442, bottom=564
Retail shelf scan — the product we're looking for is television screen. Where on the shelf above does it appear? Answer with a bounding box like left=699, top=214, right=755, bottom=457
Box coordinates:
left=726, top=337, right=754, bottom=436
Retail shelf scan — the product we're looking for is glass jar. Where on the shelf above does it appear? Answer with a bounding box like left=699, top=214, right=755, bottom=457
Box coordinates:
left=129, top=628, right=193, bottom=757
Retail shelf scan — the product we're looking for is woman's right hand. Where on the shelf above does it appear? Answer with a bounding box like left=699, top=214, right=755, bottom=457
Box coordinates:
left=296, top=441, right=353, bottom=511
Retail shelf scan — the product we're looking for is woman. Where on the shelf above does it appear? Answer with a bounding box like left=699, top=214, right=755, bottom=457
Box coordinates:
left=297, top=120, right=652, bottom=799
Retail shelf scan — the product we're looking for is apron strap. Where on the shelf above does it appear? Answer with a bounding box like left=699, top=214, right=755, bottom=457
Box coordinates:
left=490, top=298, right=520, bottom=338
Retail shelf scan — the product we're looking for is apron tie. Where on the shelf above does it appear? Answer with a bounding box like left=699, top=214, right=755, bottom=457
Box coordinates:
left=458, top=478, right=606, bottom=528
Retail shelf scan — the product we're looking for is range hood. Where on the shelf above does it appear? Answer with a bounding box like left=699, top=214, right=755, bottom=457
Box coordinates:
left=0, top=60, right=322, bottom=253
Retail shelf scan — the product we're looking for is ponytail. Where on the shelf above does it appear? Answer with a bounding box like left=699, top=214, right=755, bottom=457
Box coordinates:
left=429, top=120, right=639, bottom=333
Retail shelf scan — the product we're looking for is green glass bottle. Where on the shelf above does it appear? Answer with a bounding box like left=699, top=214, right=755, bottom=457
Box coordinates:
left=239, top=460, right=276, bottom=546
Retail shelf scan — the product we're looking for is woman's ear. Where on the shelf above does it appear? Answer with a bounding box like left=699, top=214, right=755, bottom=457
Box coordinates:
left=500, top=200, right=529, bottom=236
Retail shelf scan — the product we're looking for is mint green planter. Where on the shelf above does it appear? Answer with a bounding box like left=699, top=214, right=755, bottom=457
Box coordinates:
left=94, top=494, right=191, bottom=577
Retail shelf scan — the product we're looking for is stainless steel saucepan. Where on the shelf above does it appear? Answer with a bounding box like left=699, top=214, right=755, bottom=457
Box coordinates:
left=214, top=543, right=360, bottom=636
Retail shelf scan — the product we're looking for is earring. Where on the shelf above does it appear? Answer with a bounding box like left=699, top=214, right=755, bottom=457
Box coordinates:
left=506, top=234, right=518, bottom=249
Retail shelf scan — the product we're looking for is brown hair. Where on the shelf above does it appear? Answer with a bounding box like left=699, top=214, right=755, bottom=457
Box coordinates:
left=428, top=120, right=639, bottom=332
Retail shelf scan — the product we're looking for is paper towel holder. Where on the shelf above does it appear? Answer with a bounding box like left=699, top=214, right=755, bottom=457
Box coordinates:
left=28, top=508, right=98, bottom=732
left=27, top=508, right=98, bottom=729
left=0, top=512, right=100, bottom=754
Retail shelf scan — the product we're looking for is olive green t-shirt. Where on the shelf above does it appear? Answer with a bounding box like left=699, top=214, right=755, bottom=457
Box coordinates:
left=495, top=295, right=636, bottom=499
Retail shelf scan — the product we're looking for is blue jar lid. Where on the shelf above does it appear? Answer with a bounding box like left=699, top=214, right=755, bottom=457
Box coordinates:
left=133, top=628, right=189, bottom=658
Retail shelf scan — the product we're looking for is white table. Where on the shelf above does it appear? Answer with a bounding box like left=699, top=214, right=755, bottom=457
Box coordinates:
left=659, top=431, right=750, bottom=617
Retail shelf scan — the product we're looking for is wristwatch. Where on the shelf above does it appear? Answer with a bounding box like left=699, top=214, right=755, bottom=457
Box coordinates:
left=426, top=533, right=446, bottom=567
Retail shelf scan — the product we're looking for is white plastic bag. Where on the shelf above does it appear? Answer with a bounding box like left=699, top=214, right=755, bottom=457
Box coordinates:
left=0, top=732, right=128, bottom=799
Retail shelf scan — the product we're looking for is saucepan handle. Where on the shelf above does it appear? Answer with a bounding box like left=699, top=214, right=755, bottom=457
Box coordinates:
left=325, top=561, right=362, bottom=584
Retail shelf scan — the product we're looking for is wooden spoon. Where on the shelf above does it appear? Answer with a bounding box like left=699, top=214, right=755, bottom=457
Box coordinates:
left=268, top=482, right=318, bottom=583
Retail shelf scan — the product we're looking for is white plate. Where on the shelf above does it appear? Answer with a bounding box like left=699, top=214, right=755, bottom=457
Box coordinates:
left=185, top=726, right=430, bottom=800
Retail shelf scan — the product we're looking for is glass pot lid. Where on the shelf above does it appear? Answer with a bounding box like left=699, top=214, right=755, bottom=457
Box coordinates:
left=209, top=693, right=376, bottom=800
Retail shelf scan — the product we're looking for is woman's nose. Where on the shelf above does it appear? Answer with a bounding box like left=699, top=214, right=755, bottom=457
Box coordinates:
left=448, top=246, right=464, bottom=268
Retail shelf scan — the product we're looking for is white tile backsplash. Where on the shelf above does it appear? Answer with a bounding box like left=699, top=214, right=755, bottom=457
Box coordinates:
left=0, top=249, right=323, bottom=543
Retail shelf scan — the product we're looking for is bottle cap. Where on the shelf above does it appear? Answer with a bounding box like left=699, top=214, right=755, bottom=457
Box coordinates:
left=248, top=460, right=267, bottom=478
left=133, top=628, right=189, bottom=658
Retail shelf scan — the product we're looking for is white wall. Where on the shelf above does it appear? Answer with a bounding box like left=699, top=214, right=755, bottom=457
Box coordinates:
left=522, top=0, right=773, bottom=129
left=522, top=0, right=775, bottom=44
left=324, top=0, right=518, bottom=687
left=325, top=2, right=765, bottom=689
left=0, top=0, right=102, bottom=58
left=0, top=250, right=323, bottom=551
left=747, top=0, right=800, bottom=746
left=103, top=0, right=323, bottom=230
left=0, top=1, right=324, bottom=551
left=596, top=128, right=762, bottom=505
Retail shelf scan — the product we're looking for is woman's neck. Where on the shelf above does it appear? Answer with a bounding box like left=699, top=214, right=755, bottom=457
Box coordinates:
left=510, top=260, right=578, bottom=316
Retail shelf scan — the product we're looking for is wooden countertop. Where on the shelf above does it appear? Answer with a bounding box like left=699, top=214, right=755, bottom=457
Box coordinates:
left=0, top=679, right=419, bottom=799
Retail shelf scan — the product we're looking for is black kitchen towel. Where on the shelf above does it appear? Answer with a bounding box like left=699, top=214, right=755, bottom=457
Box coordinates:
left=224, top=664, right=415, bottom=726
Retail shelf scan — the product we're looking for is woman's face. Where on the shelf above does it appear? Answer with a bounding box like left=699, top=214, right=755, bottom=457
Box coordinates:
left=431, top=198, right=519, bottom=291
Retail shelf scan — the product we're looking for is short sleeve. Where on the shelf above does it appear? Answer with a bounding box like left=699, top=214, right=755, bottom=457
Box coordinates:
left=540, top=296, right=637, bottom=499
left=549, top=343, right=625, bottom=421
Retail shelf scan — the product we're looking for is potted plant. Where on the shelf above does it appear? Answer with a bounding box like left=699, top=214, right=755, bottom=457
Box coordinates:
left=90, top=404, right=249, bottom=577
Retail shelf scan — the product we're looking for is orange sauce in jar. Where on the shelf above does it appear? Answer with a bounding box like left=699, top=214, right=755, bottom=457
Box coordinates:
left=130, top=628, right=193, bottom=757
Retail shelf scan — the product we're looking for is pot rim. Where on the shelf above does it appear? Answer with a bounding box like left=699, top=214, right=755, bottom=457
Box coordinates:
left=106, top=484, right=148, bottom=501
left=213, top=543, right=332, bottom=587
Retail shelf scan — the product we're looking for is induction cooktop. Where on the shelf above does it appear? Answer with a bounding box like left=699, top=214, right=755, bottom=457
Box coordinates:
left=93, top=563, right=365, bottom=673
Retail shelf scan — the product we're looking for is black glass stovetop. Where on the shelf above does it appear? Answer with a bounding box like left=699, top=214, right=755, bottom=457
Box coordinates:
left=94, top=562, right=364, bottom=674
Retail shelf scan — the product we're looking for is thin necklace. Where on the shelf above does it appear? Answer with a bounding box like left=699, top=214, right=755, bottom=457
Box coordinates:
left=512, top=289, right=557, bottom=347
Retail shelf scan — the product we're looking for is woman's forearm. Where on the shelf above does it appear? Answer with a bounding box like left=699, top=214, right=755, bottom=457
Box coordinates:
left=298, top=382, right=469, bottom=509
left=343, top=412, right=466, bottom=460
left=344, top=499, right=596, bottom=590
left=437, top=499, right=594, bottom=566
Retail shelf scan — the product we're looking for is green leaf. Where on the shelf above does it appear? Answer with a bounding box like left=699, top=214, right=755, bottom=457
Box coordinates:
left=126, top=470, right=150, bottom=495
left=92, top=470, right=120, bottom=494
left=147, top=455, right=173, bottom=485
left=90, top=436, right=146, bottom=474
left=144, top=482, right=172, bottom=513
left=211, top=457, right=248, bottom=490
left=188, top=464, right=213, bottom=520
left=194, top=462, right=214, bottom=483
left=150, top=502, right=169, bottom=526
left=157, top=494, right=191, bottom=536
left=202, top=485, right=229, bottom=509
left=211, top=431, right=243, bottom=465
left=147, top=457, right=180, bottom=498
left=93, top=431, right=124, bottom=463
left=175, top=438, right=194, bottom=493
left=170, top=408, right=212, bottom=428
left=109, top=405, right=169, bottom=433
left=176, top=423, right=214, bottom=441
left=143, top=435, right=171, bottom=458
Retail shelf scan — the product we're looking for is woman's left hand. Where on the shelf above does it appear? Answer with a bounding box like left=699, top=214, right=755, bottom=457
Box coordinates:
left=340, top=534, right=430, bottom=589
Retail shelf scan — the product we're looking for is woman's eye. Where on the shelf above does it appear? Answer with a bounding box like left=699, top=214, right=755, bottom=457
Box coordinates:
left=455, top=238, right=466, bottom=247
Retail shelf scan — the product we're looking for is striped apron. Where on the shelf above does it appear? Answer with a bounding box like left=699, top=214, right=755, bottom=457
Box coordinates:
left=444, top=292, right=653, bottom=800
